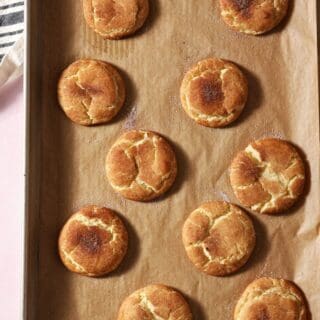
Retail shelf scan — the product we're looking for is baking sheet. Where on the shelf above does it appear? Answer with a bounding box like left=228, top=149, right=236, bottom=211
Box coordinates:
left=26, top=0, right=320, bottom=319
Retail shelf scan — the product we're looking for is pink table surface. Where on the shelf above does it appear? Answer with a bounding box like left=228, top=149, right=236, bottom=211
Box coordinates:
left=0, top=77, right=24, bottom=319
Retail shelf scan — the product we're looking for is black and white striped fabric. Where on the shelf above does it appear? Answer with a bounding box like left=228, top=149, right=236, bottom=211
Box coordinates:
left=0, top=0, right=24, bottom=63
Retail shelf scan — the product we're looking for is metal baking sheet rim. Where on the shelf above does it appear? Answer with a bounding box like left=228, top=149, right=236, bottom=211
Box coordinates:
left=23, top=0, right=31, bottom=318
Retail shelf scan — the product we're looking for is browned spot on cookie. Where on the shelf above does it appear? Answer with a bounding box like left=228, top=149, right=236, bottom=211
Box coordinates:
left=232, top=0, right=253, bottom=11
left=234, top=153, right=262, bottom=184
left=181, top=57, right=248, bottom=127
left=200, top=79, right=224, bottom=105
left=249, top=303, right=270, bottom=320
left=231, top=0, right=254, bottom=18
left=189, top=76, right=225, bottom=115
left=78, top=229, right=102, bottom=254
left=259, top=311, right=270, bottom=320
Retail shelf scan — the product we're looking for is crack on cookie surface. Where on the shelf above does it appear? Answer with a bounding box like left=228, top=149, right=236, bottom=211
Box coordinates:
left=119, top=285, right=192, bottom=320
left=138, top=292, right=165, bottom=320
left=244, top=144, right=303, bottom=213
left=59, top=60, right=123, bottom=125
left=183, top=203, right=255, bottom=275
left=188, top=209, right=246, bottom=266
left=230, top=139, right=305, bottom=214
left=107, top=130, right=177, bottom=201
left=235, top=278, right=307, bottom=320
left=72, top=214, right=118, bottom=242
left=61, top=249, right=87, bottom=273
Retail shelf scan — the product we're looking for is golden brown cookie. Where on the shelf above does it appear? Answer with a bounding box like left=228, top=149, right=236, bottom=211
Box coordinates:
left=58, top=206, right=128, bottom=276
left=180, top=58, right=248, bottom=128
left=234, top=278, right=308, bottom=320
left=106, top=130, right=177, bottom=201
left=182, top=201, right=255, bottom=276
left=58, top=59, right=126, bottom=126
left=83, top=0, right=149, bottom=39
left=219, top=0, right=289, bottom=35
left=117, top=284, right=193, bottom=320
left=230, top=138, right=305, bottom=215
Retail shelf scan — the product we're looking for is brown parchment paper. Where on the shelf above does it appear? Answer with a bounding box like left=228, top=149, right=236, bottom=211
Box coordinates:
left=32, top=0, right=319, bottom=319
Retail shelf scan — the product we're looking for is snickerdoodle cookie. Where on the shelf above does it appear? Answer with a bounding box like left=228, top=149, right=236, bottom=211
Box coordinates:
left=83, top=0, right=149, bottom=39
left=106, top=130, right=177, bottom=201
left=58, top=206, right=128, bottom=276
left=180, top=58, right=248, bottom=127
left=182, top=201, right=255, bottom=276
left=117, top=284, right=193, bottom=320
left=58, top=59, right=125, bottom=126
left=219, top=0, right=289, bottom=35
left=234, top=278, right=308, bottom=320
left=230, top=138, right=305, bottom=214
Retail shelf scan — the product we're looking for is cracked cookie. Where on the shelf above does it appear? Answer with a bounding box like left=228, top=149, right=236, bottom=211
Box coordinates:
left=234, top=278, right=308, bottom=320
left=83, top=0, right=149, bottom=39
left=58, top=205, right=128, bottom=276
left=230, top=138, right=305, bottom=214
left=117, top=284, right=193, bottom=320
left=182, top=201, right=255, bottom=276
left=180, top=58, right=248, bottom=128
left=219, top=0, right=289, bottom=35
left=106, top=130, right=177, bottom=201
left=58, top=59, right=126, bottom=126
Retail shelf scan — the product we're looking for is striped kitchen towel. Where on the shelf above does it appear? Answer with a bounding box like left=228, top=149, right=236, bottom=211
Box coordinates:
left=0, top=0, right=24, bottom=86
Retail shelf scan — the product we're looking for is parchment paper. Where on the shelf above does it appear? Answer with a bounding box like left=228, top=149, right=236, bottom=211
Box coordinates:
left=34, top=0, right=319, bottom=319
